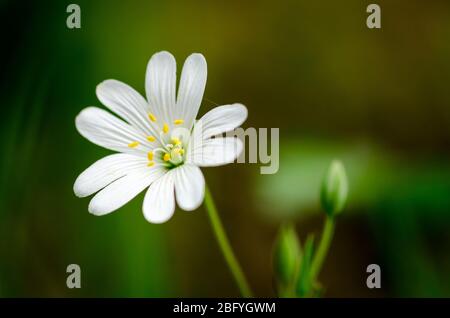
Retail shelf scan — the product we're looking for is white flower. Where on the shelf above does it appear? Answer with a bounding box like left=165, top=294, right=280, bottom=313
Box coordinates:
left=74, top=51, right=247, bottom=223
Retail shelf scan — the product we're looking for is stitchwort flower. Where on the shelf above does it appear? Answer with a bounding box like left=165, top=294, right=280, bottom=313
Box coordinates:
left=74, top=51, right=247, bottom=223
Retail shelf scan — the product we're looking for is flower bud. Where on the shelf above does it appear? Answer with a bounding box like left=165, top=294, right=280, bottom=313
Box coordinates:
left=273, top=224, right=301, bottom=287
left=320, top=160, right=348, bottom=216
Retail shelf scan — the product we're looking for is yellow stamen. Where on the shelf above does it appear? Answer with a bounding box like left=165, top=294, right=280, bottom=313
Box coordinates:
left=147, top=161, right=155, bottom=167
left=171, top=137, right=181, bottom=145
left=148, top=113, right=157, bottom=122
left=179, top=149, right=184, bottom=155
left=174, top=119, right=184, bottom=125
left=146, top=135, right=155, bottom=142
left=147, top=151, right=154, bottom=161
left=128, top=141, right=139, bottom=148
left=163, top=153, right=171, bottom=161
left=163, top=123, right=169, bottom=134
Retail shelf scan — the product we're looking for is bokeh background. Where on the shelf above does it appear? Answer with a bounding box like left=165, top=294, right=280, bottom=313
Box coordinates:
left=1, top=0, right=450, bottom=297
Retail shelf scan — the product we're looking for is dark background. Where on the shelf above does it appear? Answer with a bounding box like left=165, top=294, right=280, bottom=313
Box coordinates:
left=0, top=0, right=449, bottom=297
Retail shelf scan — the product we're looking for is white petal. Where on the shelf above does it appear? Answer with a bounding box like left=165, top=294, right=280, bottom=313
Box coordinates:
left=145, top=51, right=176, bottom=125
left=187, top=137, right=243, bottom=167
left=143, top=172, right=175, bottom=223
left=88, top=166, right=166, bottom=216
left=96, top=80, right=158, bottom=137
left=176, top=53, right=207, bottom=129
left=74, top=154, right=148, bottom=198
left=75, top=107, right=150, bottom=155
left=173, top=164, right=205, bottom=211
left=192, top=103, right=247, bottom=140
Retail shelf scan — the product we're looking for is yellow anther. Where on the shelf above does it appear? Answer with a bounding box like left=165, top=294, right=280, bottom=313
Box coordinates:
left=148, top=113, right=157, bottom=122
left=163, top=153, right=171, bottom=161
left=147, top=161, right=155, bottom=167
left=146, top=135, right=156, bottom=142
left=163, top=123, right=169, bottom=134
left=128, top=141, right=140, bottom=148
left=179, top=149, right=185, bottom=155
left=174, top=119, right=184, bottom=125
left=147, top=151, right=154, bottom=161
left=171, top=137, right=181, bottom=145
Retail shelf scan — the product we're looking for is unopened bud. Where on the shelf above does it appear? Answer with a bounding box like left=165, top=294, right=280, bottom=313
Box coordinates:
left=273, top=224, right=301, bottom=286
left=320, top=160, right=348, bottom=216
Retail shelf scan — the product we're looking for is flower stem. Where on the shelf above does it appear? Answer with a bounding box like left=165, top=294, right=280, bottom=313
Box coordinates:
left=204, top=184, right=253, bottom=298
left=310, top=216, right=335, bottom=283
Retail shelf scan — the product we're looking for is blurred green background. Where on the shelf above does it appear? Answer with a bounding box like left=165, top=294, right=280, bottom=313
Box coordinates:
left=1, top=0, right=450, bottom=297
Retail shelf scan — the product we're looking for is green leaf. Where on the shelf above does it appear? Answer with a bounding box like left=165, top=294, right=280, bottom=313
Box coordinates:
left=296, top=234, right=315, bottom=297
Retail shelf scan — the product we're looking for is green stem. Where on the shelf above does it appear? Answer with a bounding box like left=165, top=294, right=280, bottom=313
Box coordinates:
left=310, top=216, right=335, bottom=282
left=204, top=184, right=253, bottom=298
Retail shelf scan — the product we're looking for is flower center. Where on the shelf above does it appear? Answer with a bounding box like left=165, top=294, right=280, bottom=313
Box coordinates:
left=161, top=137, right=185, bottom=166
left=127, top=114, right=187, bottom=168
left=144, top=137, right=186, bottom=168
